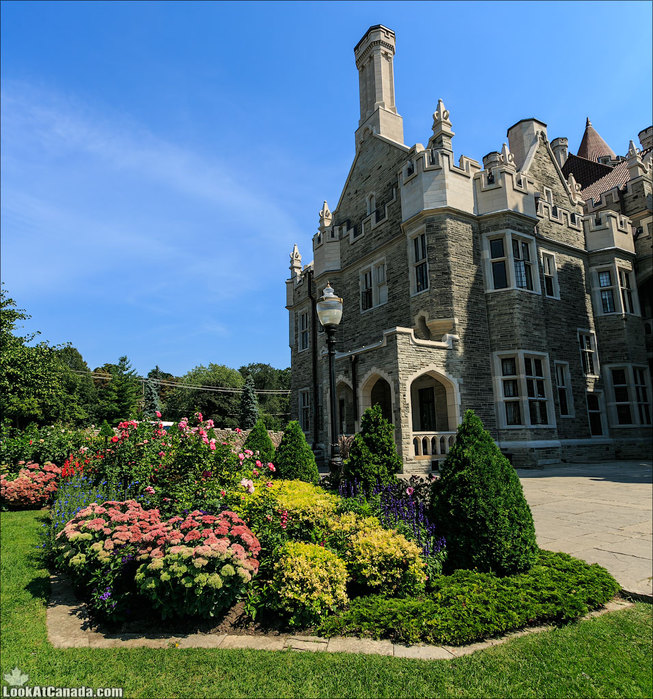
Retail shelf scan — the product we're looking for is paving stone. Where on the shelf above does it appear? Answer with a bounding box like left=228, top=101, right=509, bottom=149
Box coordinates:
left=286, top=638, right=329, bottom=652
left=327, top=637, right=394, bottom=656
left=393, top=644, right=454, bottom=660
left=177, top=634, right=228, bottom=648
left=220, top=635, right=287, bottom=651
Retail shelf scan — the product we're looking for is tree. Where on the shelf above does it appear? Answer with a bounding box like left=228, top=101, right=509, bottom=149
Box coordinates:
left=147, top=365, right=175, bottom=406
left=0, top=287, right=70, bottom=428
left=243, top=418, right=276, bottom=464
left=342, top=404, right=402, bottom=490
left=431, top=410, right=538, bottom=575
left=239, top=375, right=259, bottom=429
left=164, top=363, right=244, bottom=427
left=274, top=421, right=319, bottom=484
left=239, top=363, right=290, bottom=430
left=96, top=356, right=141, bottom=424
left=55, top=344, right=98, bottom=424
left=142, top=378, right=162, bottom=419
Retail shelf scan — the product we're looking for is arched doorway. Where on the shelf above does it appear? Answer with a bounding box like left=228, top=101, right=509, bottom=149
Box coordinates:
left=336, top=382, right=355, bottom=435
left=370, top=377, right=393, bottom=423
left=409, top=371, right=459, bottom=459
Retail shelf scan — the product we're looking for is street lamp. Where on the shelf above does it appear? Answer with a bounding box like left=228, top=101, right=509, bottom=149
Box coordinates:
left=316, top=283, right=344, bottom=478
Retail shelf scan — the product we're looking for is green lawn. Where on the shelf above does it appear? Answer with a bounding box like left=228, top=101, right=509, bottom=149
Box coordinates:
left=1, top=510, right=651, bottom=699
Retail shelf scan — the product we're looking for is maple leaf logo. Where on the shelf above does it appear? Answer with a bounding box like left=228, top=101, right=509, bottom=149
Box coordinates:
left=3, top=667, right=29, bottom=686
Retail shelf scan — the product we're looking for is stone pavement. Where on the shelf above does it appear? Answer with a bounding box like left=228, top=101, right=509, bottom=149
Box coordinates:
left=518, top=460, right=652, bottom=600
left=46, top=574, right=632, bottom=656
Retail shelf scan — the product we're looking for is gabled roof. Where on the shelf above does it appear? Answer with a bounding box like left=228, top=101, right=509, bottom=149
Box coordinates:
left=577, top=118, right=616, bottom=162
left=562, top=154, right=613, bottom=189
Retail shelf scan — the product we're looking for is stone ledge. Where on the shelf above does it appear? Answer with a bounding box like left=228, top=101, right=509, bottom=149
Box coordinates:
left=46, top=575, right=636, bottom=659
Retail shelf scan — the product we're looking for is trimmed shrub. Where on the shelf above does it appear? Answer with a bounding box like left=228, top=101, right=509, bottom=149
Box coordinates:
left=327, top=512, right=427, bottom=597
left=243, top=419, right=276, bottom=464
left=432, top=410, right=538, bottom=575
left=274, top=421, right=319, bottom=484
left=318, top=550, right=620, bottom=646
left=239, top=375, right=259, bottom=429
left=342, top=405, right=401, bottom=491
left=269, top=541, right=348, bottom=627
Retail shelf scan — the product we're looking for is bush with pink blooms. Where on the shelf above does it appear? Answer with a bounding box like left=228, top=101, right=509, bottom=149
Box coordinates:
left=54, top=500, right=261, bottom=622
left=135, top=510, right=261, bottom=619
left=1, top=461, right=61, bottom=509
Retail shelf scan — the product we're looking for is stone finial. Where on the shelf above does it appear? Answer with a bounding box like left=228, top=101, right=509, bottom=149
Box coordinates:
left=567, top=172, right=584, bottom=205
left=289, top=243, right=302, bottom=278
left=319, top=200, right=332, bottom=230
left=626, top=140, right=647, bottom=179
left=429, top=98, right=454, bottom=151
left=500, top=143, right=516, bottom=169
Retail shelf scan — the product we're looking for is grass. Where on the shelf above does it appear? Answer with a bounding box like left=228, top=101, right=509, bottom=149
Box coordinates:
left=1, top=509, right=652, bottom=699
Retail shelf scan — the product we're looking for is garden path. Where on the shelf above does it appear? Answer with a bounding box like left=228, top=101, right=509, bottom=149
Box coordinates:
left=518, top=460, right=652, bottom=600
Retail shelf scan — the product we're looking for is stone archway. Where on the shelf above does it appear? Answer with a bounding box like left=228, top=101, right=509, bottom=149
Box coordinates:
left=336, top=381, right=355, bottom=435
left=370, top=377, right=393, bottom=423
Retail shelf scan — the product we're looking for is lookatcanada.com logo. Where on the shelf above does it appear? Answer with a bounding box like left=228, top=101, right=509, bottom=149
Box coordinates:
left=3, top=669, right=122, bottom=698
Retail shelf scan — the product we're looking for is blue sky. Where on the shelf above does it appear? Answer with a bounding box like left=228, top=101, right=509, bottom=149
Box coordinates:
left=2, top=1, right=651, bottom=377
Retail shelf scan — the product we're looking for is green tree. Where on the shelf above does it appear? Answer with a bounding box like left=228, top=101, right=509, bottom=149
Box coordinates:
left=243, top=418, right=276, bottom=464
left=239, top=375, right=259, bottom=429
left=342, top=404, right=402, bottom=490
left=239, top=363, right=290, bottom=431
left=55, top=344, right=98, bottom=424
left=142, top=378, right=162, bottom=419
left=147, top=365, right=175, bottom=407
left=164, top=363, right=244, bottom=427
left=275, top=420, right=319, bottom=484
left=96, top=356, right=141, bottom=424
left=0, top=287, right=70, bottom=428
left=431, top=410, right=538, bottom=575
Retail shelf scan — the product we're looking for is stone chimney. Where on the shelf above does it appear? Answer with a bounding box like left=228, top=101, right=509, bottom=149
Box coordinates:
left=354, top=25, right=404, bottom=146
left=507, top=118, right=548, bottom=171
left=551, top=137, right=569, bottom=168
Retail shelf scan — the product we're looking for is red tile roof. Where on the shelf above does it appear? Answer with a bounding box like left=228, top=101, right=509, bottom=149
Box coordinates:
left=562, top=154, right=613, bottom=189
left=580, top=160, right=630, bottom=204
left=577, top=118, right=616, bottom=162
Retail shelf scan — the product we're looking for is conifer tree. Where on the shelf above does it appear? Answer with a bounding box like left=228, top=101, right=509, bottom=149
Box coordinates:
left=342, top=404, right=402, bottom=491
left=142, top=378, right=162, bottom=419
left=274, top=420, right=319, bottom=483
left=243, top=418, right=276, bottom=464
left=431, top=410, right=538, bottom=575
left=239, top=375, right=259, bottom=429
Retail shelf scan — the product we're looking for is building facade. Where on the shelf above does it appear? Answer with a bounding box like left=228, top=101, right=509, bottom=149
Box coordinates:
left=286, top=25, right=652, bottom=470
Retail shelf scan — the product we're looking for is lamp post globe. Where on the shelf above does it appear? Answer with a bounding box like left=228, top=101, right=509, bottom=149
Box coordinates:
left=316, top=283, right=344, bottom=478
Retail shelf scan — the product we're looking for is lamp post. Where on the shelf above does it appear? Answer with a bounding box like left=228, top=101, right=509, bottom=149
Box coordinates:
left=316, top=283, right=344, bottom=478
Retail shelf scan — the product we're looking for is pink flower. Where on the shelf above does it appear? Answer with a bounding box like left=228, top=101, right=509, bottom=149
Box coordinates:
left=253, top=469, right=259, bottom=477
left=255, top=460, right=262, bottom=467
left=406, top=487, right=414, bottom=496
left=238, top=453, right=245, bottom=461
left=145, top=486, right=155, bottom=495
left=240, top=478, right=255, bottom=494
left=158, top=451, right=165, bottom=457
left=220, top=490, right=226, bottom=497
left=111, top=435, right=119, bottom=443
left=156, top=411, right=162, bottom=418
left=197, top=412, right=203, bottom=421
left=268, top=463, right=276, bottom=472
left=265, top=482, right=273, bottom=488
left=235, top=428, right=242, bottom=434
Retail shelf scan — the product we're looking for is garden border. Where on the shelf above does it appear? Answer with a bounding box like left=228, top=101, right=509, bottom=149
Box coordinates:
left=46, top=574, right=634, bottom=660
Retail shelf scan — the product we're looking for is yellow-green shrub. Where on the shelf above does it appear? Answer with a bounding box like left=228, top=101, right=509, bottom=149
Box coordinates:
left=270, top=541, right=348, bottom=627
left=327, top=512, right=427, bottom=597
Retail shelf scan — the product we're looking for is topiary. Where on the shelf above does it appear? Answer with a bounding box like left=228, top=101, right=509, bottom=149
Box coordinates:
left=431, top=410, right=538, bottom=575
left=239, top=375, right=259, bottom=429
left=243, top=419, right=276, bottom=464
left=274, top=421, right=319, bottom=484
left=342, top=404, right=402, bottom=491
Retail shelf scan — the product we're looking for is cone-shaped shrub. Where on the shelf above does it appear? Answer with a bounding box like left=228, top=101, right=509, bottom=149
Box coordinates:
left=274, top=421, right=319, bottom=484
left=342, top=404, right=402, bottom=491
left=243, top=418, right=276, bottom=464
left=431, top=410, right=538, bottom=575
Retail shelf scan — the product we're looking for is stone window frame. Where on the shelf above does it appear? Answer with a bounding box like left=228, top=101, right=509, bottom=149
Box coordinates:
left=492, top=350, right=556, bottom=430
left=590, top=262, right=640, bottom=317
left=482, top=230, right=541, bottom=295
left=605, top=364, right=652, bottom=428
left=541, top=250, right=560, bottom=300
left=578, top=329, right=599, bottom=378
left=586, top=391, right=608, bottom=437
left=359, top=257, right=388, bottom=313
left=554, top=361, right=574, bottom=418
left=298, top=389, right=311, bottom=433
left=407, top=227, right=429, bottom=297
left=297, top=308, right=310, bottom=353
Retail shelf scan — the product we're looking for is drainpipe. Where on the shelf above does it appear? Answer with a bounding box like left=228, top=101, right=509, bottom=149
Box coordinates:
left=307, top=270, right=320, bottom=450
left=350, top=355, right=358, bottom=430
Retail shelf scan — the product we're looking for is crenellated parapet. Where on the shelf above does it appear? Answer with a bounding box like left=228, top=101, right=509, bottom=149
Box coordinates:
left=312, top=200, right=341, bottom=277
left=583, top=210, right=634, bottom=253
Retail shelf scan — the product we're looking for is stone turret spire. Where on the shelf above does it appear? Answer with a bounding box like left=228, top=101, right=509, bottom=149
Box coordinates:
left=500, top=142, right=515, bottom=169
left=319, top=200, right=332, bottom=231
left=577, top=117, right=616, bottom=162
left=626, top=140, right=647, bottom=179
left=429, top=99, right=454, bottom=151
left=289, top=244, right=302, bottom=279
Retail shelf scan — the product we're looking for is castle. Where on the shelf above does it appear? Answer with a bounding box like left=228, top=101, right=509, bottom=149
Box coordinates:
left=285, top=25, right=652, bottom=470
